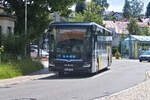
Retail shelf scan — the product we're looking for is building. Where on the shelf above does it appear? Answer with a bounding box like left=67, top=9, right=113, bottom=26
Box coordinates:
left=112, top=12, right=123, bottom=20
left=104, top=11, right=123, bottom=21
left=121, top=35, right=150, bottom=59
left=104, top=21, right=129, bottom=47
left=0, top=6, right=15, bottom=36
left=104, top=21, right=150, bottom=47
left=50, top=12, right=67, bottom=22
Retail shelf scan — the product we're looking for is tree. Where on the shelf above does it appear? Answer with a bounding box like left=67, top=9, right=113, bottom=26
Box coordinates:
left=127, top=17, right=142, bottom=58
left=70, top=2, right=103, bottom=26
left=130, top=0, right=144, bottom=17
left=142, top=26, right=150, bottom=36
left=69, top=13, right=84, bottom=22
left=146, top=2, right=150, bottom=18
left=127, top=18, right=141, bottom=35
left=1, top=0, right=50, bottom=40
left=92, top=0, right=109, bottom=12
left=75, top=1, right=86, bottom=14
left=0, top=0, right=84, bottom=57
left=123, top=0, right=131, bottom=18
left=0, top=0, right=84, bottom=41
left=123, top=0, right=143, bottom=18
left=83, top=2, right=103, bottom=25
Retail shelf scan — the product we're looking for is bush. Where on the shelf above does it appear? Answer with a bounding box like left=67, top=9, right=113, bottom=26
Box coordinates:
left=0, top=58, right=44, bottom=79
left=115, top=50, right=120, bottom=59
left=18, top=58, right=43, bottom=75
left=0, top=63, right=22, bottom=79
left=1, top=53, right=17, bottom=63
left=1, top=35, right=25, bottom=56
left=112, top=47, right=118, bottom=56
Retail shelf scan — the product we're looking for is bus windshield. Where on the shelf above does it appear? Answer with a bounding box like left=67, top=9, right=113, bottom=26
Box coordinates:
left=56, top=39, right=84, bottom=54
left=50, top=27, right=92, bottom=59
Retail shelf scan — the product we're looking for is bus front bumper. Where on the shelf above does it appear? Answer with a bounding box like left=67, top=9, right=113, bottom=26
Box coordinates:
left=49, top=66, right=92, bottom=74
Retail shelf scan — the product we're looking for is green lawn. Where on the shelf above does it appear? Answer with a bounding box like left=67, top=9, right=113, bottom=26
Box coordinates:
left=0, top=59, right=44, bottom=80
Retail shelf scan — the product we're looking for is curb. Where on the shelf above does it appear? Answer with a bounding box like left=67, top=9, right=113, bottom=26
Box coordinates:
left=0, top=71, right=55, bottom=86
left=0, top=61, right=54, bottom=86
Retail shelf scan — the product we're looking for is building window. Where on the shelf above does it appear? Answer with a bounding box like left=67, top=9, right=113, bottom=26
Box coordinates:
left=7, top=26, right=12, bottom=36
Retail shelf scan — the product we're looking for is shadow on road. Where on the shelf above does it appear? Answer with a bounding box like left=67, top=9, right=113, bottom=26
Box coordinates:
left=39, top=68, right=109, bottom=80
left=12, top=98, right=37, bottom=100
left=139, top=61, right=150, bottom=63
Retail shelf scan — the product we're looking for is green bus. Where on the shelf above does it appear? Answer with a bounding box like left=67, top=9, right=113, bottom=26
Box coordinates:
left=48, top=22, right=112, bottom=76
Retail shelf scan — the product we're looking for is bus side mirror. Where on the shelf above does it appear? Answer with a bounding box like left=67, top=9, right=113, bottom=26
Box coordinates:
left=94, top=35, right=97, bottom=42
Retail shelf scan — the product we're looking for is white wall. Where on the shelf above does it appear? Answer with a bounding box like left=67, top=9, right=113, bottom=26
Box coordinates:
left=0, top=18, right=15, bottom=35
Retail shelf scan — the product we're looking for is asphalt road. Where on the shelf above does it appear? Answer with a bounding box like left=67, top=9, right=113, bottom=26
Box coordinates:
left=0, top=59, right=150, bottom=100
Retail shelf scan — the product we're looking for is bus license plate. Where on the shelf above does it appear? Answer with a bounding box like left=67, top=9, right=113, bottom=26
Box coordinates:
left=64, top=68, right=74, bottom=71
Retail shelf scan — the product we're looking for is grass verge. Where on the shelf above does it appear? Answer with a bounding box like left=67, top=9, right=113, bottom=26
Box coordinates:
left=0, top=58, right=44, bottom=80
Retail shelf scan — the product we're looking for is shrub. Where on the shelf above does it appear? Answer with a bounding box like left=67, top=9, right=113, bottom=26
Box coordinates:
left=112, top=47, right=118, bottom=56
left=115, top=50, right=120, bottom=59
left=0, top=58, right=44, bottom=79
left=0, top=63, right=22, bottom=79
left=1, top=35, right=25, bottom=56
left=17, top=58, right=44, bottom=75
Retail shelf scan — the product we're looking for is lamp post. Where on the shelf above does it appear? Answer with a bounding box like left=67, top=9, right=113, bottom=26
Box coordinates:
left=25, top=0, right=27, bottom=56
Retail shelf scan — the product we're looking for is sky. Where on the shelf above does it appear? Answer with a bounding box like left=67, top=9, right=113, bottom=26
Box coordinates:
left=106, top=0, right=149, bottom=13
left=86, top=0, right=149, bottom=13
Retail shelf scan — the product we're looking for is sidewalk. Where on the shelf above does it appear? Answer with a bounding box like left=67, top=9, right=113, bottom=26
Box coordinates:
left=0, top=61, right=55, bottom=86
left=98, top=80, right=150, bottom=100
left=98, top=72, right=150, bottom=100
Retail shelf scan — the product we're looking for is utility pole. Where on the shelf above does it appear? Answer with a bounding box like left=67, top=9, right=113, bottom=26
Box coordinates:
left=25, top=0, right=27, bottom=56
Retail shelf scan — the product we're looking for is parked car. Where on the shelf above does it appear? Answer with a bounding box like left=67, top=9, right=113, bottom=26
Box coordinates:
left=40, top=49, right=49, bottom=58
left=31, top=49, right=38, bottom=53
left=30, top=47, right=49, bottom=58
left=30, top=45, right=38, bottom=50
left=139, top=51, right=150, bottom=62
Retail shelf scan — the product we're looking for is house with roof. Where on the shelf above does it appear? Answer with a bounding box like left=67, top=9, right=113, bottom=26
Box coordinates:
left=104, top=21, right=129, bottom=47
left=0, top=6, right=15, bottom=36
left=104, top=11, right=123, bottom=21
left=104, top=21, right=150, bottom=47
left=112, top=12, right=123, bottom=20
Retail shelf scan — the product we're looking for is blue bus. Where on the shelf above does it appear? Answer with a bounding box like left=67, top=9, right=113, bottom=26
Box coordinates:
left=48, top=22, right=112, bottom=76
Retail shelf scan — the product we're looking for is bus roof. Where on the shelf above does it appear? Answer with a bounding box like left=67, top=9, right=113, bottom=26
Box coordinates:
left=50, top=22, right=111, bottom=32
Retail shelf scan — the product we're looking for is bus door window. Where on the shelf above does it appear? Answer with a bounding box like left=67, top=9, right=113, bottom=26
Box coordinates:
left=49, top=30, right=55, bottom=58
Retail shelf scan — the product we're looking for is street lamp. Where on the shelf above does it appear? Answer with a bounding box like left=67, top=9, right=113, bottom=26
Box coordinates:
left=25, top=0, right=27, bottom=56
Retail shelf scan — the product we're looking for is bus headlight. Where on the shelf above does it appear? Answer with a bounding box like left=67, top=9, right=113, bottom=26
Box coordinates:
left=83, top=63, right=91, bottom=68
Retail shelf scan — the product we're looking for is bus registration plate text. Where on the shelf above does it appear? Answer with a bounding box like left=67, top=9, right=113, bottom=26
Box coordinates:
left=64, top=68, right=74, bottom=71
